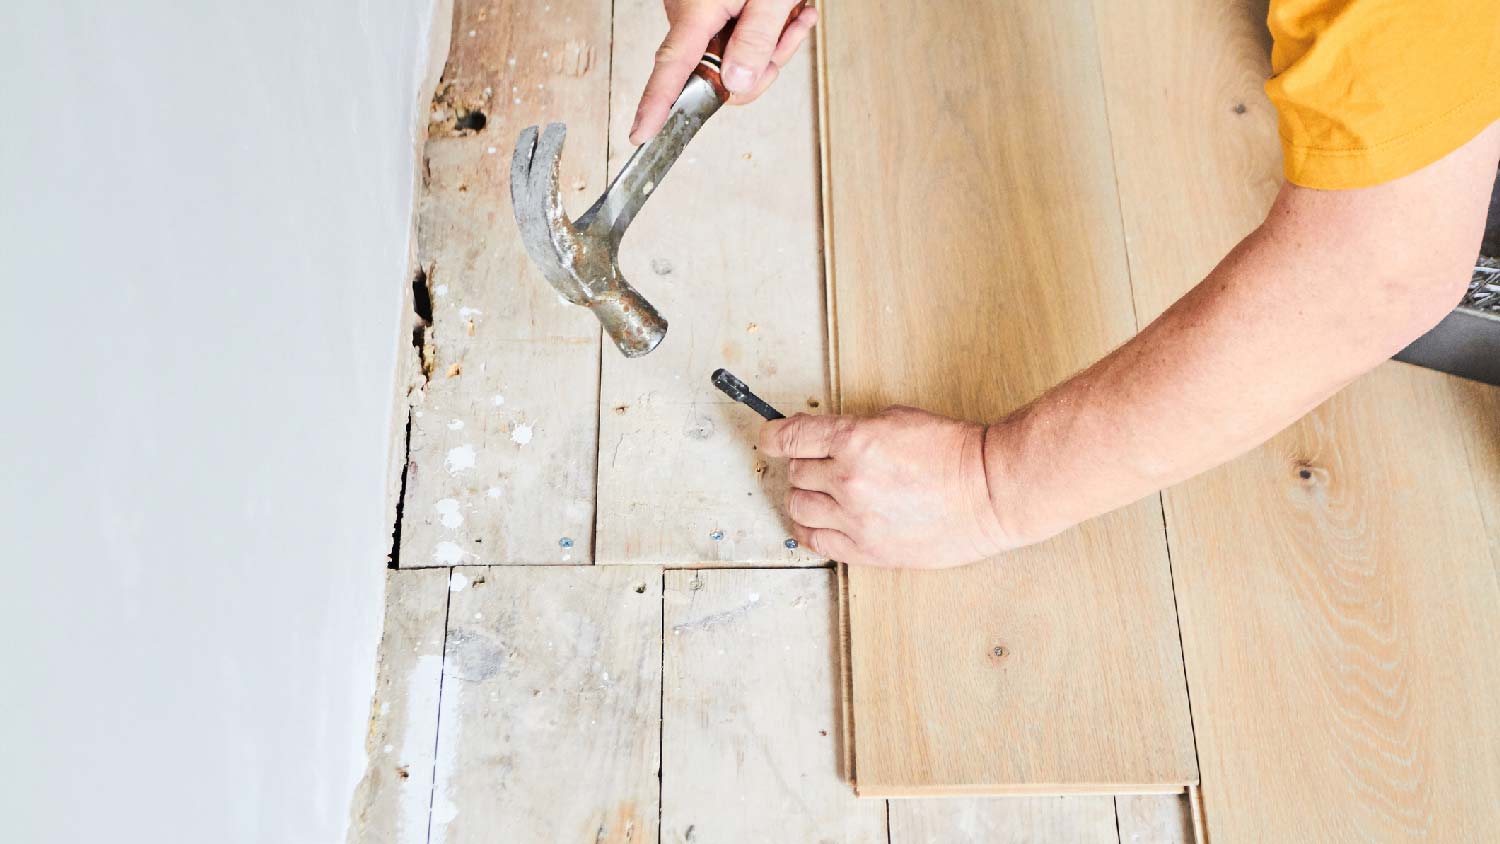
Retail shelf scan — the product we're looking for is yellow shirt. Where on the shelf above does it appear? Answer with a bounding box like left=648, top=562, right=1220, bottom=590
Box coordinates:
left=1266, top=0, right=1500, bottom=189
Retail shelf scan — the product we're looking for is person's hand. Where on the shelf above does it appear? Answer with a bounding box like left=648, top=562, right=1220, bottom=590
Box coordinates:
left=629, top=0, right=818, bottom=145
left=758, top=407, right=1020, bottom=568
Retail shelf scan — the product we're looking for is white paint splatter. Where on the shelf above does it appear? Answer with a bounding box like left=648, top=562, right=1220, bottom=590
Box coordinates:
left=435, top=498, right=464, bottom=529
left=748, top=592, right=760, bottom=603
left=431, top=796, right=459, bottom=826
left=433, top=541, right=464, bottom=564
left=383, top=743, right=393, bottom=753
left=444, top=444, right=476, bottom=473
left=434, top=284, right=450, bottom=297
left=473, top=612, right=483, bottom=620
left=458, top=306, right=483, bottom=318
left=642, top=180, right=655, bottom=195
left=511, top=423, right=533, bottom=445
left=467, top=29, right=476, bottom=37
left=486, top=487, right=502, bottom=498
left=486, top=146, right=497, bottom=155
left=507, top=56, right=516, bottom=66
left=448, top=571, right=470, bottom=592
left=491, top=394, right=506, bottom=406
left=447, top=418, right=464, bottom=430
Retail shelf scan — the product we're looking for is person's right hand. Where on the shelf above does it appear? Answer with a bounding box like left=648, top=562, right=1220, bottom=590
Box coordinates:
left=629, top=0, right=818, bottom=145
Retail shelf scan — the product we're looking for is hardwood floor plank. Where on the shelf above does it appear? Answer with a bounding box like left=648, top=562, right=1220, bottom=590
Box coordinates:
left=1114, top=794, right=1192, bottom=844
left=346, top=570, right=450, bottom=844
left=429, top=566, right=662, bottom=843
left=660, top=569, right=885, bottom=843
left=1093, top=0, right=1500, bottom=839
left=398, top=0, right=610, bottom=566
left=887, top=797, right=1118, bottom=844
left=593, top=0, right=829, bottom=566
left=821, top=0, right=1197, bottom=794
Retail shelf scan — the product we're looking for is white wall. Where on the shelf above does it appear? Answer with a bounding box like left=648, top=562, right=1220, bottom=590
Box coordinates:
left=0, top=2, right=438, bottom=840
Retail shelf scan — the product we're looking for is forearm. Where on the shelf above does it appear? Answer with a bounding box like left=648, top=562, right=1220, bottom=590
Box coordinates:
left=985, top=166, right=1492, bottom=546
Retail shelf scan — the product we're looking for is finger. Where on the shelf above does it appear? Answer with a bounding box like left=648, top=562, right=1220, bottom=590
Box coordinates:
left=791, top=523, right=857, bottom=562
left=786, top=488, right=846, bottom=530
left=787, top=457, right=837, bottom=493
left=759, top=413, right=850, bottom=458
left=771, top=6, right=816, bottom=67
left=728, top=7, right=817, bottom=105
left=721, top=0, right=802, bottom=95
left=631, top=11, right=726, bottom=144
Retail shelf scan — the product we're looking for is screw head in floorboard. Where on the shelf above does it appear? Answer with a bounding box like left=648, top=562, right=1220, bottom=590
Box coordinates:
left=784, top=538, right=798, bottom=549
left=709, top=530, right=724, bottom=541
left=558, top=537, right=574, bottom=549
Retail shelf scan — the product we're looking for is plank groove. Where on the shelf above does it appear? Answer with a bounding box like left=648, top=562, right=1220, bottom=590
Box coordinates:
left=1093, top=0, right=1500, bottom=838
left=399, top=0, right=611, bottom=566
left=429, top=566, right=662, bottom=843
left=594, top=0, right=828, bottom=566
left=661, top=569, right=884, bottom=842
left=821, top=0, right=1197, bottom=795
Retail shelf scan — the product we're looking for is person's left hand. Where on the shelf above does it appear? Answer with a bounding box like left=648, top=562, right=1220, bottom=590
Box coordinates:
left=758, top=406, right=1018, bottom=568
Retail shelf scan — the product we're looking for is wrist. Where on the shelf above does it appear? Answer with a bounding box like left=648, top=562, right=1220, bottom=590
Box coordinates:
left=980, top=414, right=1048, bottom=549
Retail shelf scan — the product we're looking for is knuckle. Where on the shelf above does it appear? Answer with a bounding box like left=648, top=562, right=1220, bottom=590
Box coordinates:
left=733, top=28, right=778, bottom=53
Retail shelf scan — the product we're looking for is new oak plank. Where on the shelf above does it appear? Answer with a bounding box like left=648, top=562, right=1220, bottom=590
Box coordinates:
left=821, top=0, right=1197, bottom=794
left=1093, top=1, right=1500, bottom=838
left=429, top=566, right=662, bottom=843
left=399, top=0, right=609, bottom=567
left=887, top=797, right=1118, bottom=844
left=346, top=570, right=450, bottom=844
left=1452, top=377, right=1500, bottom=576
left=661, top=570, right=885, bottom=843
left=593, top=0, right=828, bottom=565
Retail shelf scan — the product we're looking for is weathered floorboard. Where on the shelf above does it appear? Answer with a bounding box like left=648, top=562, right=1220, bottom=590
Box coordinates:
left=399, top=0, right=611, bottom=566
left=1114, top=794, right=1193, bottom=844
left=429, top=566, right=662, bottom=843
left=887, top=797, right=1118, bottom=844
left=661, top=569, right=884, bottom=842
left=346, top=569, right=450, bottom=844
left=594, top=0, right=829, bottom=566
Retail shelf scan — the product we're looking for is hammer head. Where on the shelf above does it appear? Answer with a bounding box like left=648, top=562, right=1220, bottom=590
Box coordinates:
left=510, top=123, right=667, bottom=358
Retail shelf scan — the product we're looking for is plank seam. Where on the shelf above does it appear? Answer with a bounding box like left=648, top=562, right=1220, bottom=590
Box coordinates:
left=423, top=566, right=455, bottom=844
left=656, top=566, right=666, bottom=844
left=589, top=0, right=619, bottom=568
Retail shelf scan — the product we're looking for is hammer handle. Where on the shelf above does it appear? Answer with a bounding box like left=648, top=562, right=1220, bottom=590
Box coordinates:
left=693, top=5, right=807, bottom=101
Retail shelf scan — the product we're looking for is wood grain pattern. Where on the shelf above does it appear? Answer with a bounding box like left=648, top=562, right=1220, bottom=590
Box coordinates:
left=399, top=0, right=609, bottom=566
left=660, top=570, right=885, bottom=843
left=887, top=797, right=1118, bottom=844
left=1452, top=377, right=1500, bottom=576
left=346, top=570, right=450, bottom=844
left=1114, top=794, right=1193, bottom=844
left=821, top=0, right=1197, bottom=794
left=429, top=566, right=662, bottom=843
left=1093, top=0, right=1500, bottom=839
left=593, top=0, right=828, bottom=566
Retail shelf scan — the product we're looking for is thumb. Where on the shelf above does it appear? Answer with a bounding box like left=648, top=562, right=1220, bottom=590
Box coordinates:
left=721, top=0, right=802, bottom=95
left=759, top=413, right=849, bottom=459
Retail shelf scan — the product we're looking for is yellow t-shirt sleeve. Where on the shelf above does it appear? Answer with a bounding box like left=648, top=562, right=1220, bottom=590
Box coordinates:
left=1266, top=0, right=1500, bottom=190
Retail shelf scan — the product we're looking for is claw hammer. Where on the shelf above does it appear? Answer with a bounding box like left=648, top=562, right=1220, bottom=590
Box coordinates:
left=510, top=9, right=802, bottom=358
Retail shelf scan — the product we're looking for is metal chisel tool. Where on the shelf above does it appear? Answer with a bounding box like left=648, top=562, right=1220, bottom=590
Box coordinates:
left=711, top=368, right=784, bottom=420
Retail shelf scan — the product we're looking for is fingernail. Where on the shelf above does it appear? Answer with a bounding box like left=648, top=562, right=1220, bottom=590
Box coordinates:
left=723, top=63, right=755, bottom=93
left=629, top=111, right=642, bottom=142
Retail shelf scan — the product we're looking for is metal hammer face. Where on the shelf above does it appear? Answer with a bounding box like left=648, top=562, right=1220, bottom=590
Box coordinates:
left=510, top=74, right=725, bottom=358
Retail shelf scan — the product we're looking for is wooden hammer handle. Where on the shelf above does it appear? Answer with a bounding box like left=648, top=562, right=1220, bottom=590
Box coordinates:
left=692, top=5, right=806, bottom=101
